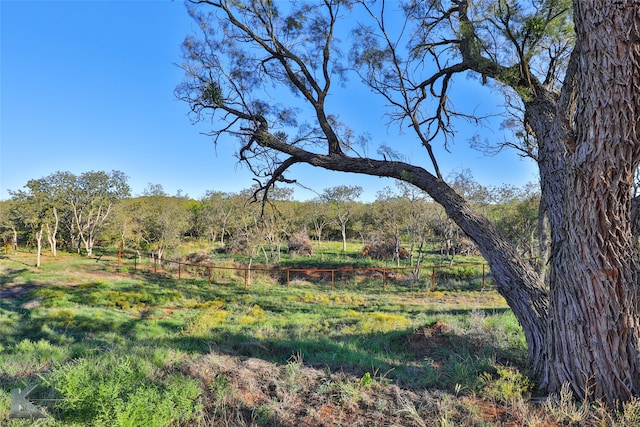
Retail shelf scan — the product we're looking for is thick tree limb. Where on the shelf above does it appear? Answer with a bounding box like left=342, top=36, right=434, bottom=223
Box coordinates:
left=252, top=128, right=548, bottom=375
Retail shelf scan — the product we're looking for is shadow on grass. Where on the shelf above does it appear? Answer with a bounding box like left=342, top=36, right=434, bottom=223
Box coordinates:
left=0, top=255, right=523, bottom=396
left=153, top=316, right=523, bottom=392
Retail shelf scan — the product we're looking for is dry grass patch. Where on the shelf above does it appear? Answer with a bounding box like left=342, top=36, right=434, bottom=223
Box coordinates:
left=182, top=350, right=575, bottom=426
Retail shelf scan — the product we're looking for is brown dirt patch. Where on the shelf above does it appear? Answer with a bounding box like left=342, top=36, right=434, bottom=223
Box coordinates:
left=0, top=283, right=34, bottom=300
left=406, top=320, right=455, bottom=359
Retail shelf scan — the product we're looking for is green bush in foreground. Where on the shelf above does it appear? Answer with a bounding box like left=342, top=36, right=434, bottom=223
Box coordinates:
left=43, top=352, right=202, bottom=426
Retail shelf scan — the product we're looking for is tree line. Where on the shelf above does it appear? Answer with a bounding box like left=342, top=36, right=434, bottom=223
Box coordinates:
left=0, top=170, right=539, bottom=268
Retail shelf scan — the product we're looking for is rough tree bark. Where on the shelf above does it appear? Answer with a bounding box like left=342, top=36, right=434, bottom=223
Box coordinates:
left=543, top=0, right=640, bottom=403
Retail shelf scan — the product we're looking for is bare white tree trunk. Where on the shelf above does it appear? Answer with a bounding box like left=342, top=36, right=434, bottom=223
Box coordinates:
left=46, top=207, right=59, bottom=257
left=35, top=224, right=44, bottom=268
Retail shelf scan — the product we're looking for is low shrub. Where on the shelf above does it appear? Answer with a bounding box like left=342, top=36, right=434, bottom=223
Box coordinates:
left=287, top=232, right=314, bottom=256
left=45, top=352, right=202, bottom=426
left=436, top=265, right=481, bottom=282
left=361, top=240, right=410, bottom=261
left=479, top=365, right=532, bottom=404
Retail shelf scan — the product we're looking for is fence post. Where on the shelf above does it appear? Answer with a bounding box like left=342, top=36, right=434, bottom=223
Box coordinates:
left=431, top=267, right=436, bottom=291
left=154, top=255, right=157, bottom=274
left=207, top=267, right=211, bottom=286
left=244, top=268, right=248, bottom=289
left=331, top=270, right=335, bottom=291
left=178, top=262, right=181, bottom=280
left=383, top=268, right=387, bottom=291
left=287, top=269, right=290, bottom=287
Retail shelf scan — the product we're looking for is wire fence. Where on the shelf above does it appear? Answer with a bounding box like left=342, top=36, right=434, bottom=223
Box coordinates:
left=114, top=248, right=493, bottom=292
left=1, top=243, right=494, bottom=292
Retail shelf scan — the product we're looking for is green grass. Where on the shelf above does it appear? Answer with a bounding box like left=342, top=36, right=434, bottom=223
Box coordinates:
left=3, top=249, right=638, bottom=426
left=0, top=251, right=509, bottom=423
left=43, top=352, right=201, bottom=426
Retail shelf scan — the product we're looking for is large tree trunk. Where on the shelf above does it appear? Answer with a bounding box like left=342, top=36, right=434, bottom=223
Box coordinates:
left=544, top=0, right=640, bottom=404
left=547, top=168, right=640, bottom=403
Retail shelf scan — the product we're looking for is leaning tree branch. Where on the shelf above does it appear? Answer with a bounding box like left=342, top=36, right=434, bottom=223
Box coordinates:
left=249, top=125, right=548, bottom=363
left=252, top=156, right=301, bottom=215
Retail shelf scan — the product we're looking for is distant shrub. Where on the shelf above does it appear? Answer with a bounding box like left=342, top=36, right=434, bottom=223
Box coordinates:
left=224, top=230, right=249, bottom=255
left=287, top=231, right=314, bottom=256
left=436, top=265, right=481, bottom=282
left=362, top=240, right=410, bottom=261
left=184, top=252, right=213, bottom=264
left=453, top=237, right=480, bottom=256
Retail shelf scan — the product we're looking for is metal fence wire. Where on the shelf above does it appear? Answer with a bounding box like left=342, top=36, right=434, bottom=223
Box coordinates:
left=115, top=249, right=492, bottom=292
left=2, top=243, right=494, bottom=292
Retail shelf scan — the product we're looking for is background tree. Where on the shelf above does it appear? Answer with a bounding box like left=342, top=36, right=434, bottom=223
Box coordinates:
left=487, top=183, right=541, bottom=261
left=0, top=200, right=19, bottom=250
left=68, top=170, right=130, bottom=256
left=394, top=182, right=434, bottom=270
left=321, top=185, right=363, bottom=251
left=33, top=172, right=73, bottom=257
left=370, top=187, right=406, bottom=266
left=223, top=189, right=270, bottom=279
left=8, top=182, right=50, bottom=267
left=199, top=191, right=227, bottom=245
left=288, top=200, right=312, bottom=241
left=46, top=171, right=81, bottom=252
left=108, top=197, right=145, bottom=259
left=305, top=198, right=331, bottom=250
left=428, top=204, right=464, bottom=262
left=135, top=195, right=191, bottom=261
left=177, top=0, right=640, bottom=404
left=182, top=198, right=203, bottom=240
left=261, top=186, right=296, bottom=263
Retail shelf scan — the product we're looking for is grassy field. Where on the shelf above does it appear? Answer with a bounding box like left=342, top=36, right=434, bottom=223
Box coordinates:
left=1, top=249, right=639, bottom=426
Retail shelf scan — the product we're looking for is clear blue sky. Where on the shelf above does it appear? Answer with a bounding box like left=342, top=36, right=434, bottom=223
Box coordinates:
left=1, top=0, right=538, bottom=202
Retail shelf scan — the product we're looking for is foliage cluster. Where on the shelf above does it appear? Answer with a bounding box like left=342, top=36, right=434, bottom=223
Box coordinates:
left=0, top=171, right=130, bottom=266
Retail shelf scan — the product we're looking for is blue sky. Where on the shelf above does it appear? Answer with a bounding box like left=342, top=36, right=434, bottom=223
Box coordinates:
left=1, top=0, right=538, bottom=202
